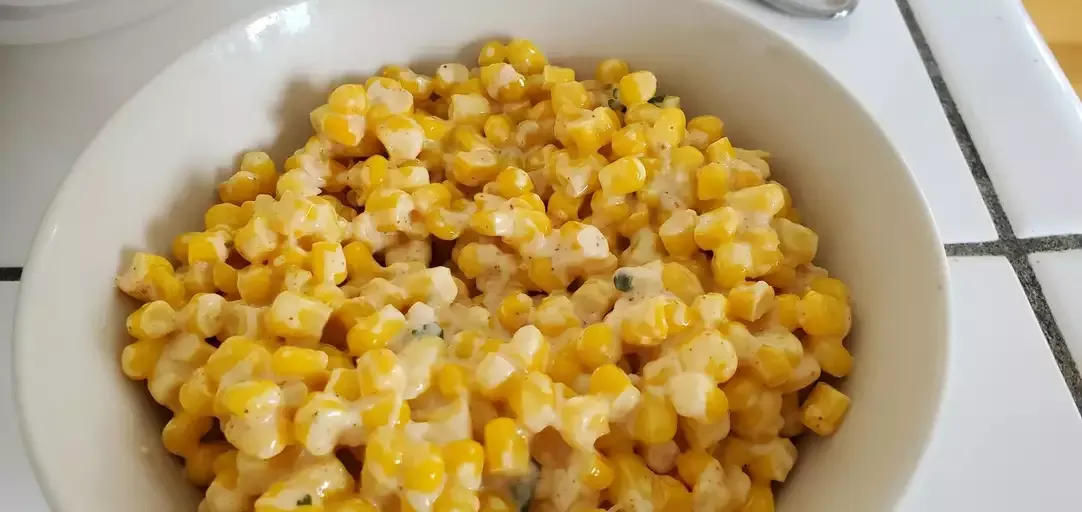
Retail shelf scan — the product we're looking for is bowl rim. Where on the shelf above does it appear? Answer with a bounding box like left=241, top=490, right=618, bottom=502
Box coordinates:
left=12, top=0, right=953, bottom=509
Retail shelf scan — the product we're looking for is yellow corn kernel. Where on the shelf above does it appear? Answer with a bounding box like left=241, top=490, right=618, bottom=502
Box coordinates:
left=653, top=474, right=692, bottom=512
left=497, top=293, right=533, bottom=332
left=211, top=261, right=239, bottom=298
left=712, top=243, right=753, bottom=289
left=678, top=330, right=739, bottom=384
left=177, top=368, right=213, bottom=416
left=329, top=498, right=379, bottom=512
left=238, top=151, right=278, bottom=194
left=625, top=103, right=662, bottom=125
left=686, top=115, right=725, bottom=150
left=675, top=449, right=714, bottom=488
left=484, top=417, right=529, bottom=477
left=576, top=323, right=622, bottom=369
left=310, top=241, right=347, bottom=286
left=483, top=114, right=515, bottom=147
left=235, top=265, right=276, bottom=305
left=126, top=300, right=176, bottom=340
left=342, top=241, right=383, bottom=282
left=162, top=412, right=213, bottom=457
left=798, top=291, right=852, bottom=337
left=728, top=280, right=776, bottom=322
left=186, top=232, right=229, bottom=266
left=347, top=304, right=407, bottom=356
left=648, top=107, right=686, bottom=149
left=720, top=372, right=763, bottom=412
left=506, top=39, right=547, bottom=74
left=312, top=104, right=366, bottom=146
left=507, top=371, right=557, bottom=433
left=705, top=137, right=736, bottom=162
left=542, top=65, right=576, bottom=90
left=205, top=203, right=249, bottom=232
left=773, top=218, right=818, bottom=266
left=402, top=443, right=447, bottom=501
left=693, top=206, right=741, bottom=251
left=696, top=162, right=730, bottom=202
left=727, top=184, right=786, bottom=220
left=271, top=346, right=329, bottom=380
left=747, top=438, right=797, bottom=482
left=234, top=216, right=279, bottom=264
left=527, top=257, right=570, bottom=293
left=329, top=83, right=369, bottom=114
left=631, top=392, right=678, bottom=445
left=618, top=71, right=657, bottom=106
left=480, top=63, right=526, bottom=102
left=184, top=442, right=230, bottom=486
left=441, top=439, right=484, bottom=492
left=688, top=294, right=726, bottom=331
left=609, top=452, right=656, bottom=507
left=559, top=395, right=611, bottom=451
left=667, top=373, right=729, bottom=423
left=732, top=390, right=783, bottom=442
left=120, top=338, right=166, bottom=380
left=218, top=379, right=280, bottom=418
left=765, top=293, right=800, bottom=332
left=551, top=81, right=589, bottom=113
left=376, top=114, right=424, bottom=161
left=478, top=40, right=508, bottom=66
left=621, top=297, right=669, bottom=346
left=656, top=208, right=696, bottom=258
left=265, top=291, right=332, bottom=341
left=656, top=264, right=701, bottom=308
left=752, top=344, right=795, bottom=388
left=449, top=93, right=492, bottom=128
left=806, top=336, right=853, bottom=378
left=219, top=172, right=261, bottom=205
left=809, top=275, right=849, bottom=302
left=182, top=292, right=227, bottom=338
left=595, top=58, right=630, bottom=85
left=451, top=148, right=500, bottom=186
left=742, top=484, right=775, bottom=512
left=611, top=123, right=648, bottom=158
left=532, top=295, right=580, bottom=337
left=599, top=156, right=647, bottom=195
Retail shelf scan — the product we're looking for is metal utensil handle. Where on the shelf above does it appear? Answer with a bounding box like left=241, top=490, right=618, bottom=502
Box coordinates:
left=758, top=0, right=859, bottom=20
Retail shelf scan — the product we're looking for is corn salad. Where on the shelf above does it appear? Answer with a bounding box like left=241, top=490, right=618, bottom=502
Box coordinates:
left=116, top=39, right=854, bottom=512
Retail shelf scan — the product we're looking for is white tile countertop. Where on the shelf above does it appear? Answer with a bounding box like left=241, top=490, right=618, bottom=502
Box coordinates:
left=2, top=0, right=1082, bottom=510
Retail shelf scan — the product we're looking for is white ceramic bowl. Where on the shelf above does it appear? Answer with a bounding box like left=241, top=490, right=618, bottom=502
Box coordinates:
left=14, top=0, right=950, bottom=510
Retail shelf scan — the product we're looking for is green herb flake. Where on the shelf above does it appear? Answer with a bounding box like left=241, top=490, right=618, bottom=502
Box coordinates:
left=411, top=322, right=443, bottom=339
left=647, top=94, right=666, bottom=106
left=296, top=495, right=313, bottom=506
left=613, top=272, right=634, bottom=292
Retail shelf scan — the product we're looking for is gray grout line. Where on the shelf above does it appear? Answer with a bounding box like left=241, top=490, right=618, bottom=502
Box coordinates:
left=1006, top=247, right=1082, bottom=411
left=894, top=0, right=1016, bottom=240
left=896, top=0, right=1082, bottom=410
left=945, top=240, right=1003, bottom=257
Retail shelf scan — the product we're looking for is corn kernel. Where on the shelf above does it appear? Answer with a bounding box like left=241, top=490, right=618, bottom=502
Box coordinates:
left=484, top=417, right=530, bottom=477
left=266, top=290, right=332, bottom=341
left=121, top=338, right=166, bottom=380
left=162, top=413, right=213, bottom=457
left=806, top=336, right=853, bottom=377
left=630, top=392, right=677, bottom=445
left=347, top=305, right=407, bottom=356
left=506, top=39, right=547, bottom=75
left=798, top=291, right=852, bottom=337
left=599, top=156, right=647, bottom=195
left=478, top=40, right=508, bottom=66
left=126, top=300, right=176, bottom=340
left=802, top=382, right=851, bottom=436
left=595, top=59, right=630, bottom=85
left=618, top=71, right=657, bottom=106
